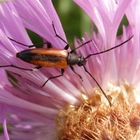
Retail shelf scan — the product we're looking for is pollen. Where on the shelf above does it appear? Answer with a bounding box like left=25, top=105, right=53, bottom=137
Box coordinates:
left=56, top=83, right=140, bottom=140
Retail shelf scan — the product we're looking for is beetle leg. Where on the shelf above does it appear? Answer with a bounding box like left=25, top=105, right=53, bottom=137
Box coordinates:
left=64, top=44, right=69, bottom=50
left=0, top=64, right=43, bottom=72
left=52, top=22, right=69, bottom=50
left=0, top=64, right=34, bottom=71
left=32, top=66, right=42, bottom=71
left=46, top=41, right=52, bottom=48
left=41, top=69, right=64, bottom=87
left=70, top=40, right=92, bottom=53
left=8, top=37, right=36, bottom=48
left=8, top=37, right=51, bottom=48
left=70, top=66, right=83, bottom=81
left=34, top=66, right=42, bottom=69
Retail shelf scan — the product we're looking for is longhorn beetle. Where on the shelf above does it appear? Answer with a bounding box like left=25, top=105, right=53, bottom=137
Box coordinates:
left=1, top=23, right=133, bottom=106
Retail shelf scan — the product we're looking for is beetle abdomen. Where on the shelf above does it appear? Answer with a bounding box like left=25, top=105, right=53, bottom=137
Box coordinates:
left=16, top=48, right=68, bottom=68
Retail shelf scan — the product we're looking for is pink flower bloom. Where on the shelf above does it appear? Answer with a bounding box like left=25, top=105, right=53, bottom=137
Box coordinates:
left=0, top=0, right=140, bottom=139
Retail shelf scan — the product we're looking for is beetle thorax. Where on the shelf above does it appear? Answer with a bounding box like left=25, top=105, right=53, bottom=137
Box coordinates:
left=67, top=53, right=86, bottom=66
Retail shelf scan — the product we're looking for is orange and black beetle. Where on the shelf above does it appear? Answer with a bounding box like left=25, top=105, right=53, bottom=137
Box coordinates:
left=2, top=23, right=133, bottom=106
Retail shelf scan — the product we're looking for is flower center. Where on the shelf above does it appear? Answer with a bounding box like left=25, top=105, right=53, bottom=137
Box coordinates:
left=56, top=83, right=140, bottom=140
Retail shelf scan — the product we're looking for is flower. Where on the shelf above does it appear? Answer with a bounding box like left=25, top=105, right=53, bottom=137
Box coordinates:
left=0, top=0, right=140, bottom=140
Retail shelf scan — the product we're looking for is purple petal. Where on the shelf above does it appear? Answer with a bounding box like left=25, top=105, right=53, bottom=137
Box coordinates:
left=13, top=0, right=67, bottom=48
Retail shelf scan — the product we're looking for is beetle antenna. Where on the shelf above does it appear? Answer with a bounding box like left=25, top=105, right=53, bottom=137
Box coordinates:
left=85, top=35, right=133, bottom=59
left=83, top=65, right=111, bottom=106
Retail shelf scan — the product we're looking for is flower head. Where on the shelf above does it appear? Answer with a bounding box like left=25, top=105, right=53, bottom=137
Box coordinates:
left=0, top=0, right=140, bottom=140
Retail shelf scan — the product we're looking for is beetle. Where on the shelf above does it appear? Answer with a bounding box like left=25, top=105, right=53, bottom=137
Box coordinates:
left=1, top=23, right=133, bottom=106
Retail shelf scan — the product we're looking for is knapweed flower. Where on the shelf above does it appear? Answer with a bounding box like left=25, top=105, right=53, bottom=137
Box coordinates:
left=0, top=0, right=140, bottom=140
